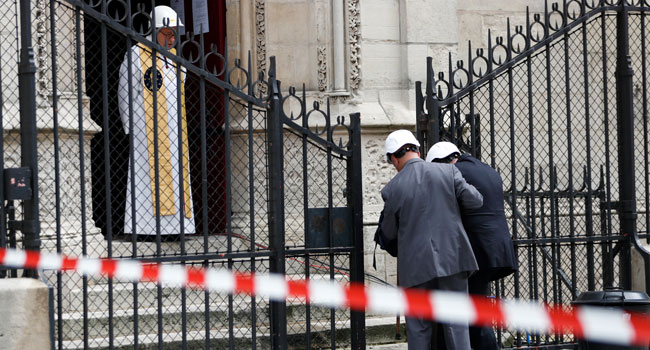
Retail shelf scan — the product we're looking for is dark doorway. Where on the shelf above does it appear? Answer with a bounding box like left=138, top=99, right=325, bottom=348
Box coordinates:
left=181, top=0, right=228, bottom=235
left=85, top=0, right=227, bottom=237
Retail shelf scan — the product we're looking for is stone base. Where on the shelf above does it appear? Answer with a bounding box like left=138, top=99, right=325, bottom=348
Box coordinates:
left=0, top=278, right=51, bottom=350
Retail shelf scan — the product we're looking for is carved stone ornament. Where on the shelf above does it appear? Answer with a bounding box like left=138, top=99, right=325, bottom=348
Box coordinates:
left=255, top=0, right=266, bottom=79
left=347, top=0, right=361, bottom=91
left=36, top=0, right=50, bottom=105
left=317, top=46, right=327, bottom=92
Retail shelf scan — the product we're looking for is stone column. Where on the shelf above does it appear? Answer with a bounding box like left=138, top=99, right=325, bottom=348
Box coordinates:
left=240, top=0, right=253, bottom=64
left=332, top=0, right=346, bottom=91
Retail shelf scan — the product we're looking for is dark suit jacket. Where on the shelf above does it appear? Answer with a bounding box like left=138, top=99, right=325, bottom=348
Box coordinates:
left=381, top=158, right=483, bottom=287
left=455, top=154, right=518, bottom=281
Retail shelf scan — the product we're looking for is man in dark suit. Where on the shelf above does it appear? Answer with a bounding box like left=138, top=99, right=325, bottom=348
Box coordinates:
left=380, top=130, right=483, bottom=349
left=426, top=141, right=518, bottom=350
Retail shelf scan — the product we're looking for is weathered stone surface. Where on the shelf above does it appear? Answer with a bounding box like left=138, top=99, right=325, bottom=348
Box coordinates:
left=0, top=278, right=51, bottom=350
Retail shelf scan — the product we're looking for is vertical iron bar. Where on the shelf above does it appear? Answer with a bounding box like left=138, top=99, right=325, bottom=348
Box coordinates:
left=582, top=13, right=596, bottom=291
left=326, top=100, right=336, bottom=350
left=247, top=53, right=258, bottom=350
left=601, top=8, right=615, bottom=289
left=505, top=17, right=522, bottom=345
left=415, top=81, right=426, bottom=150
left=425, top=57, right=439, bottom=144
left=267, top=57, right=287, bottom=350
left=348, top=112, right=365, bottom=350
left=225, top=43, right=237, bottom=350
left=50, top=0, right=60, bottom=270
left=18, top=0, right=41, bottom=275
left=0, top=0, right=5, bottom=270
left=224, top=51, right=235, bottom=350
left=544, top=0, right=560, bottom=322
left=506, top=58, right=519, bottom=264
left=125, top=2, right=140, bottom=348
left=301, top=88, right=311, bottom=349
left=526, top=36, right=538, bottom=303
left=449, top=101, right=456, bottom=143
left=7, top=202, right=17, bottom=277
left=540, top=192, right=549, bottom=344
left=564, top=15, right=577, bottom=301
left=468, top=42, right=477, bottom=156
left=99, top=1, right=114, bottom=348
left=74, top=8, right=85, bottom=350
left=642, top=10, right=650, bottom=246
left=49, top=5, right=62, bottom=338
left=225, top=55, right=235, bottom=350
left=616, top=4, right=637, bottom=290
left=149, top=4, right=164, bottom=349
left=48, top=284, right=54, bottom=350
left=525, top=171, right=534, bottom=301
left=488, top=30, right=496, bottom=169
left=49, top=2, right=61, bottom=348
left=195, top=28, right=211, bottom=350
left=172, top=18, right=187, bottom=349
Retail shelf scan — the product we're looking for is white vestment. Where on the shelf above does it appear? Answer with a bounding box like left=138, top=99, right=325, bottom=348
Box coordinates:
left=118, top=45, right=195, bottom=235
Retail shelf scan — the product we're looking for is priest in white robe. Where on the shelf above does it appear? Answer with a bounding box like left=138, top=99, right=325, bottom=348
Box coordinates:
left=118, top=5, right=195, bottom=236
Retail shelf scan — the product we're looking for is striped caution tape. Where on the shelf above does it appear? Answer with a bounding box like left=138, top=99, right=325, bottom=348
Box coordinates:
left=2, top=247, right=650, bottom=346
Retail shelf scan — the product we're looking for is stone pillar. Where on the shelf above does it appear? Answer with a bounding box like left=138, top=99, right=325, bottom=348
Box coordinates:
left=0, top=278, right=51, bottom=350
left=332, top=0, right=346, bottom=91
left=240, top=0, right=253, bottom=63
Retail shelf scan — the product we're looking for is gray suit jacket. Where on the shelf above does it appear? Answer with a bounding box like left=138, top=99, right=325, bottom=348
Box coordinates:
left=381, top=158, right=483, bottom=287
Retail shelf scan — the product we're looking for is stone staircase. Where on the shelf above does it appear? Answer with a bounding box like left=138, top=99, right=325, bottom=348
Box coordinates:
left=38, top=229, right=404, bottom=349
left=49, top=265, right=403, bottom=349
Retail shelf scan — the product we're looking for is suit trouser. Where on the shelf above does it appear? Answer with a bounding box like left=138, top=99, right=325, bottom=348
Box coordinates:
left=406, top=272, right=471, bottom=350
left=467, top=270, right=499, bottom=350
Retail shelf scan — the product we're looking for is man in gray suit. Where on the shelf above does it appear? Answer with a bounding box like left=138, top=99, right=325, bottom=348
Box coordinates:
left=380, top=130, right=483, bottom=349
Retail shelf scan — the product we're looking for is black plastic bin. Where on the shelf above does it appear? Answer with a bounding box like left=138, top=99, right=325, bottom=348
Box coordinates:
left=572, top=287, right=650, bottom=350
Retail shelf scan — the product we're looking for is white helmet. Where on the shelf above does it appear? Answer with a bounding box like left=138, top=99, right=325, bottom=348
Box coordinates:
left=425, top=141, right=461, bottom=163
left=385, top=130, right=420, bottom=162
left=151, top=6, right=184, bottom=28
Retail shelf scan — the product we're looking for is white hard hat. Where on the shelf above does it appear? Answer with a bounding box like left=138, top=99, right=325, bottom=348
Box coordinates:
left=152, top=6, right=184, bottom=28
left=425, top=141, right=461, bottom=163
left=385, top=130, right=420, bottom=155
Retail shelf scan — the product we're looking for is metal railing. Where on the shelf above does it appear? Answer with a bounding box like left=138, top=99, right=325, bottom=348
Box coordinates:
left=0, top=0, right=364, bottom=349
left=416, top=0, right=650, bottom=348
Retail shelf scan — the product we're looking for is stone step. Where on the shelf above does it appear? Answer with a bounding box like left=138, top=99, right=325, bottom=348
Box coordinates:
left=59, top=274, right=347, bottom=313
left=56, top=300, right=334, bottom=342
left=58, top=316, right=406, bottom=350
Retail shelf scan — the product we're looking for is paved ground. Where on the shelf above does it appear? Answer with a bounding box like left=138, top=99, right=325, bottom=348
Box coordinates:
left=338, top=343, right=408, bottom=350
left=366, top=344, right=408, bottom=349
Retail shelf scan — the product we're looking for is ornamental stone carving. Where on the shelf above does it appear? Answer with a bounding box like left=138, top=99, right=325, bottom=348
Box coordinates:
left=347, top=0, right=361, bottom=91
left=36, top=0, right=50, bottom=105
left=254, top=0, right=266, bottom=79
left=317, top=46, right=327, bottom=92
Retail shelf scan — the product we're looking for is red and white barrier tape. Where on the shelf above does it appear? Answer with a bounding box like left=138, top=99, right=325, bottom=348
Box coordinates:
left=2, top=247, right=650, bottom=346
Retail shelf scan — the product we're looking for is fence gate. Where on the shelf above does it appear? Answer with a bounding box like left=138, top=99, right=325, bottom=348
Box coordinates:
left=0, top=0, right=365, bottom=349
left=416, top=0, right=650, bottom=348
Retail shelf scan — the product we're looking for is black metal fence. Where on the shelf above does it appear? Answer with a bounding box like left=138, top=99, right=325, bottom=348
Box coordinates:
left=0, top=0, right=364, bottom=349
left=416, top=0, right=650, bottom=348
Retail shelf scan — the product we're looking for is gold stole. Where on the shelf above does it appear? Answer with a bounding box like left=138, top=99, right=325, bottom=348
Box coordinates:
left=139, top=47, right=192, bottom=218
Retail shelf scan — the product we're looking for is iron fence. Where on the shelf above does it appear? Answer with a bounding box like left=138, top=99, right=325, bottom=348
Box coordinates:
left=417, top=0, right=650, bottom=348
left=0, top=0, right=364, bottom=349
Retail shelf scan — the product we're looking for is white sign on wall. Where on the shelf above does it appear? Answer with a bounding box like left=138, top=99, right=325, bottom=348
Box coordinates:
left=170, top=0, right=186, bottom=35
left=192, top=0, right=210, bottom=34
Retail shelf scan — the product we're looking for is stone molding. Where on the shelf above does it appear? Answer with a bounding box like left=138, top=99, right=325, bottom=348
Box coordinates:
left=36, top=0, right=49, bottom=106
left=254, top=0, right=266, bottom=79
left=317, top=46, right=327, bottom=92
left=347, top=0, right=361, bottom=91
